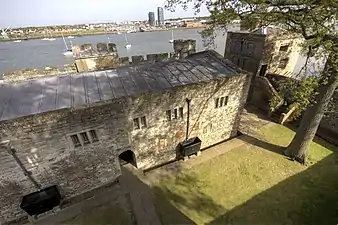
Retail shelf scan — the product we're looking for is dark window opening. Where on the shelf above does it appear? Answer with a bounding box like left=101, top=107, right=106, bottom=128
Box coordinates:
left=174, top=108, right=178, bottom=119
left=89, top=130, right=98, bottom=142
left=259, top=64, right=268, bottom=76
left=133, top=118, right=140, bottom=129
left=119, top=150, right=136, bottom=167
left=80, top=132, right=90, bottom=145
left=141, top=116, right=147, bottom=128
left=224, top=96, right=229, bottom=106
left=278, top=58, right=289, bottom=69
left=166, top=110, right=171, bottom=121
left=215, top=98, right=219, bottom=108
left=71, top=135, right=81, bottom=148
left=279, top=45, right=289, bottom=52
left=179, top=107, right=184, bottom=118
left=220, top=97, right=224, bottom=107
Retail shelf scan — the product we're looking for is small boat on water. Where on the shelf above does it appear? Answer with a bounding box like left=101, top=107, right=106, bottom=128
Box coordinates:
left=67, top=36, right=74, bottom=39
left=62, top=34, right=73, bottom=56
left=13, top=40, right=22, bottom=43
left=124, top=33, right=131, bottom=49
left=169, top=30, right=174, bottom=43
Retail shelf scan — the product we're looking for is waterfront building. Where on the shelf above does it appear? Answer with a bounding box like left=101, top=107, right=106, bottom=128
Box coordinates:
left=0, top=40, right=251, bottom=224
left=157, top=7, right=164, bottom=26
left=148, top=12, right=155, bottom=26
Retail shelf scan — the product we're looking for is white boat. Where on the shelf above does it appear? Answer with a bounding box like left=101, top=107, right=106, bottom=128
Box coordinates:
left=62, top=34, right=73, bottom=56
left=169, top=30, right=174, bottom=43
left=13, top=40, right=22, bottom=43
left=67, top=36, right=75, bottom=39
left=124, top=33, right=131, bottom=49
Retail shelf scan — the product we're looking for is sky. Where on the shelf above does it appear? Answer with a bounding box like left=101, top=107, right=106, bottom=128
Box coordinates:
left=1, top=0, right=209, bottom=28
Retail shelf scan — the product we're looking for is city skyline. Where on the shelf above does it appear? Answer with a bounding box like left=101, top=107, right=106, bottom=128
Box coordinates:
left=1, top=0, right=209, bottom=28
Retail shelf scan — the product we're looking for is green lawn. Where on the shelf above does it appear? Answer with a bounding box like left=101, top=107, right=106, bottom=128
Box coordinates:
left=62, top=201, right=134, bottom=225
left=153, top=123, right=338, bottom=225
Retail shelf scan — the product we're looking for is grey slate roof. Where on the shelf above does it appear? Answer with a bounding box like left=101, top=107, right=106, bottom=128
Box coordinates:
left=0, top=50, right=241, bottom=122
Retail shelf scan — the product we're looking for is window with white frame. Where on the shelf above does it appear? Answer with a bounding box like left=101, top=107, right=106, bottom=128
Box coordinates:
left=166, top=107, right=184, bottom=121
left=133, top=116, right=147, bottom=130
left=70, top=129, right=99, bottom=148
left=215, top=96, right=229, bottom=108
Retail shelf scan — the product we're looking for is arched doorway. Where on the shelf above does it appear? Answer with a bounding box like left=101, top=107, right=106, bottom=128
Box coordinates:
left=118, top=150, right=137, bottom=167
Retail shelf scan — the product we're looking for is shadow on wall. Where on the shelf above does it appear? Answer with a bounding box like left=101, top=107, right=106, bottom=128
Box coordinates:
left=120, top=166, right=197, bottom=225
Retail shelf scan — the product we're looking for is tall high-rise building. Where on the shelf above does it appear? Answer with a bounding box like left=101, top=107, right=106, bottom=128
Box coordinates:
left=157, top=7, right=164, bottom=26
left=148, top=12, right=155, bottom=26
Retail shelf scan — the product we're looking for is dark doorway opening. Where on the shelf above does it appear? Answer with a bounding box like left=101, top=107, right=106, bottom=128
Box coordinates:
left=119, top=150, right=137, bottom=167
left=259, top=64, right=268, bottom=76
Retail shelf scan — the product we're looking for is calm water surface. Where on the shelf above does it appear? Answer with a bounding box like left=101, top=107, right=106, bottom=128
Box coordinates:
left=0, top=28, right=237, bottom=76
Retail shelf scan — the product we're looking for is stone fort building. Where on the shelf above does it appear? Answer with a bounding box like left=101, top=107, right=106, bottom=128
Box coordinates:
left=0, top=41, right=251, bottom=223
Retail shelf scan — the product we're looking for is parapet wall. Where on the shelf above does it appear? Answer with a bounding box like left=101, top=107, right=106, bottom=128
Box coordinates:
left=1, top=39, right=198, bottom=82
left=73, top=39, right=197, bottom=72
left=2, top=64, right=77, bottom=83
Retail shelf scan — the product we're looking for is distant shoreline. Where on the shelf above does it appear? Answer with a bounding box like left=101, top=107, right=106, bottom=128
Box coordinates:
left=0, top=26, right=206, bottom=42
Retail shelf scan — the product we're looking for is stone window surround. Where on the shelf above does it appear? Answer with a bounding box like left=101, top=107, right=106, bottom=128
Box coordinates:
left=133, top=116, right=147, bottom=130
left=166, top=107, right=184, bottom=121
left=68, top=128, right=100, bottom=148
left=215, top=96, right=229, bottom=108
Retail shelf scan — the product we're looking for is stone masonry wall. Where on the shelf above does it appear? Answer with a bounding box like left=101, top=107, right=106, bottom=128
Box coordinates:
left=0, top=72, right=251, bottom=223
left=131, top=74, right=251, bottom=168
left=0, top=98, right=131, bottom=223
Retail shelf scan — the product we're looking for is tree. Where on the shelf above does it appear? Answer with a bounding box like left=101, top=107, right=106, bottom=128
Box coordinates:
left=166, top=0, right=338, bottom=163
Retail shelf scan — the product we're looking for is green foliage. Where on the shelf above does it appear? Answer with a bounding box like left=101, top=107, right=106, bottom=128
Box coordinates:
left=271, top=76, right=319, bottom=120
left=166, top=0, right=338, bottom=58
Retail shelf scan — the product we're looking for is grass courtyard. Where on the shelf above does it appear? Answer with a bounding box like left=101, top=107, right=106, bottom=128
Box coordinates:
left=152, top=123, right=338, bottom=225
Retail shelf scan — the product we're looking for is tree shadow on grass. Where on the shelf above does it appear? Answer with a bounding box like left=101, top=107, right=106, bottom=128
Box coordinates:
left=239, top=135, right=286, bottom=155
left=207, top=153, right=338, bottom=225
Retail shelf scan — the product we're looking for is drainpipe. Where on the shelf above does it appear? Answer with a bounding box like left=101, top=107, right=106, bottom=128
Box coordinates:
left=185, top=98, right=191, bottom=142
left=7, top=147, right=41, bottom=190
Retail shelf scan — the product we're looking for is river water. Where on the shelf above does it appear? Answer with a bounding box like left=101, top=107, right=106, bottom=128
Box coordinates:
left=0, top=28, right=236, bottom=76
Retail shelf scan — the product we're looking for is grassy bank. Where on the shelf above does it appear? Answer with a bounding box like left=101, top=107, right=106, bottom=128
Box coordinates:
left=0, top=27, right=206, bottom=42
left=152, top=123, right=338, bottom=225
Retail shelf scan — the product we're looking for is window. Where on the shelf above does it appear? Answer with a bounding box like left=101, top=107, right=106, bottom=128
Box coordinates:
left=179, top=107, right=184, bottom=118
left=279, top=45, right=289, bottom=52
left=278, top=58, right=289, bottom=69
left=259, top=64, right=268, bottom=76
left=141, top=116, right=147, bottom=128
left=220, top=97, right=224, bottom=107
left=174, top=108, right=178, bottom=119
left=71, top=135, right=81, bottom=148
left=70, top=129, right=99, bottom=148
left=215, top=96, right=229, bottom=108
left=80, top=132, right=90, bottom=145
left=166, top=110, right=172, bottom=121
left=133, top=116, right=147, bottom=129
left=90, top=130, right=98, bottom=142
left=133, top=118, right=140, bottom=129
left=215, top=98, right=219, bottom=108
left=166, top=107, right=183, bottom=121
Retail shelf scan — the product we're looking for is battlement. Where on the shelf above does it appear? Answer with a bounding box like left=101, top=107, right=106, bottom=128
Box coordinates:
left=73, top=39, right=197, bottom=72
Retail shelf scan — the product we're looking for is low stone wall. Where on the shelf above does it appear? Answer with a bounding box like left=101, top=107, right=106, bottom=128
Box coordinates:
left=249, top=76, right=282, bottom=114
left=2, top=64, right=77, bottom=83
left=74, top=39, right=196, bottom=72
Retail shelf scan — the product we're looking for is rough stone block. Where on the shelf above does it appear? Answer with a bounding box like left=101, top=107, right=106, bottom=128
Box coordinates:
left=108, top=43, right=118, bottom=53
left=97, top=43, right=108, bottom=53
left=131, top=55, right=144, bottom=64
left=120, top=57, right=130, bottom=65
